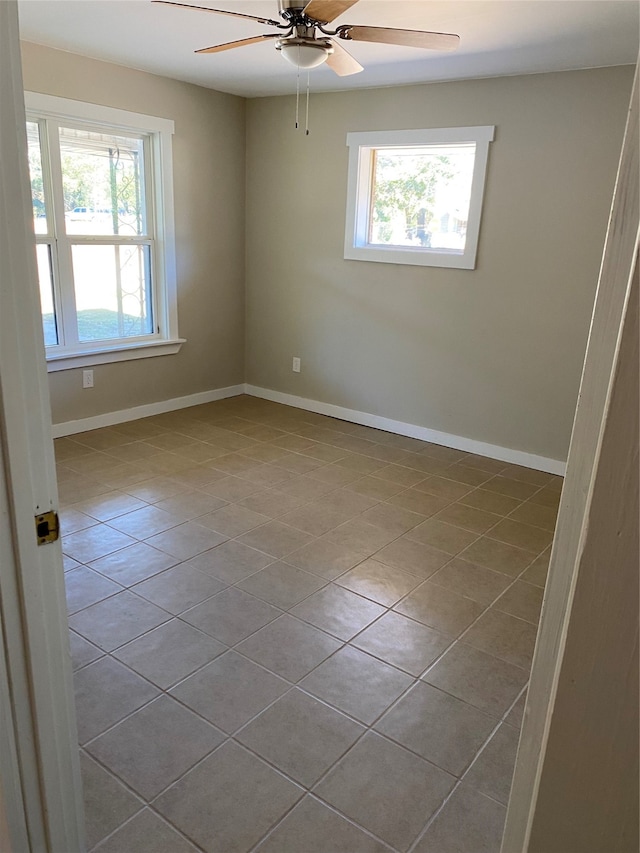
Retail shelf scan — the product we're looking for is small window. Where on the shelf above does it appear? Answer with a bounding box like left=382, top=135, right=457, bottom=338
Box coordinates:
left=25, top=93, right=183, bottom=371
left=344, top=126, right=494, bottom=269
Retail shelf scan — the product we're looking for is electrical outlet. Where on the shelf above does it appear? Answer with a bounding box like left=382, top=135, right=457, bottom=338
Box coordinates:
left=82, top=369, right=94, bottom=389
left=292, top=357, right=301, bottom=373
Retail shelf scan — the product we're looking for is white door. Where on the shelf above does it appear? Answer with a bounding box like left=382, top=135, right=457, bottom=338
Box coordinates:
left=0, top=2, right=84, bottom=850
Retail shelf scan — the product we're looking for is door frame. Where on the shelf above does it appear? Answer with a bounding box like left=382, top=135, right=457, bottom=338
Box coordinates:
left=502, top=65, right=639, bottom=850
left=0, top=3, right=84, bottom=850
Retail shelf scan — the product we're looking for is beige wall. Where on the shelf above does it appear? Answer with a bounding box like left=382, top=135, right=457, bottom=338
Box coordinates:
left=21, top=42, right=246, bottom=426
left=245, top=67, right=633, bottom=462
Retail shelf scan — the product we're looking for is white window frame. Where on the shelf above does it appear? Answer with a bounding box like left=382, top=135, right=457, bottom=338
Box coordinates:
left=344, top=126, right=495, bottom=270
left=24, top=92, right=184, bottom=371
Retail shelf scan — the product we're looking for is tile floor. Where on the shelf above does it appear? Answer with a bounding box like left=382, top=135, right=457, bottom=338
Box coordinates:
left=57, top=395, right=559, bottom=853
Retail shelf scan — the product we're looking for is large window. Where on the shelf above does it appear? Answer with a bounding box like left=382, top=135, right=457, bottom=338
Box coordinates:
left=25, top=93, right=182, bottom=370
left=344, top=126, right=495, bottom=269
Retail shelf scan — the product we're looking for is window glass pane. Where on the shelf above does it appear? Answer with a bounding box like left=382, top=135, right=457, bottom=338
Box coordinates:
left=36, top=244, right=58, bottom=346
left=26, top=122, right=48, bottom=235
left=71, top=244, right=153, bottom=342
left=59, top=126, right=147, bottom=237
left=369, top=143, right=476, bottom=251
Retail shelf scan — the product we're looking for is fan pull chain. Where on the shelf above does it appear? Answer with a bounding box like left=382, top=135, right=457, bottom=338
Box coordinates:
left=295, top=51, right=300, bottom=129
left=305, top=70, right=310, bottom=135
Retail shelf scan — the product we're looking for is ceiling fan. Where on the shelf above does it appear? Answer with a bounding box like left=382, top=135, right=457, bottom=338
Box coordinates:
left=153, top=0, right=460, bottom=76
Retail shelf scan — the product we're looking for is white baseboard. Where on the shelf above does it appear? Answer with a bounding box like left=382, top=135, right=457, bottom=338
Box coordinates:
left=51, top=385, right=245, bottom=438
left=52, top=381, right=566, bottom=475
left=245, top=384, right=566, bottom=476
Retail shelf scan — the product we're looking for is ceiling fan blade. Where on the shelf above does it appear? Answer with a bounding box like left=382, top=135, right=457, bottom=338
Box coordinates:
left=303, top=0, right=359, bottom=24
left=152, top=1, right=281, bottom=28
left=196, top=33, right=281, bottom=54
left=326, top=39, right=363, bottom=76
left=342, top=26, right=459, bottom=52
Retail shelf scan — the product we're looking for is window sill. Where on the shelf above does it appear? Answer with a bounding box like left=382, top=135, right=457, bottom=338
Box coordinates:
left=345, top=244, right=472, bottom=269
left=45, top=338, right=186, bottom=372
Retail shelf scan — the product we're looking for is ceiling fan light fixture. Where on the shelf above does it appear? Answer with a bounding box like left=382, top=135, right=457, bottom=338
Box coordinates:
left=277, top=38, right=333, bottom=69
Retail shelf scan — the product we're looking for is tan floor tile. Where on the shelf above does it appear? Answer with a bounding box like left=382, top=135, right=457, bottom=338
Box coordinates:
left=435, top=502, right=501, bottom=535
left=429, top=558, right=512, bottom=606
left=182, top=586, right=281, bottom=646
left=236, top=614, right=341, bottom=682
left=315, top=732, right=454, bottom=852
left=69, top=590, right=171, bottom=652
left=73, top=657, right=159, bottom=744
left=376, top=681, right=497, bottom=776
left=464, top=609, right=538, bottom=669
left=459, top=537, right=536, bottom=577
left=528, top=486, right=562, bottom=509
left=145, top=521, right=227, bottom=560
left=237, top=488, right=306, bottom=518
left=237, top=562, right=326, bottom=609
left=461, top=454, right=508, bottom=474
left=154, top=490, right=227, bottom=522
left=87, top=695, right=224, bottom=800
left=508, top=500, right=558, bottom=531
left=59, top=507, right=99, bottom=535
left=187, top=539, right=272, bottom=583
left=386, top=489, right=450, bottom=517
left=276, top=475, right=338, bottom=500
left=65, top=567, right=122, bottom=615
left=113, top=619, right=226, bottom=689
left=353, top=611, right=451, bottom=676
left=413, top=476, right=474, bottom=501
left=88, top=542, right=177, bottom=586
left=498, top=464, right=552, bottom=486
left=345, top=476, right=405, bottom=500
left=324, top=519, right=397, bottom=555
left=310, top=464, right=363, bottom=487
left=406, top=519, right=478, bottom=555
left=107, top=505, right=180, bottom=539
left=69, top=631, right=104, bottom=671
left=290, top=584, right=385, bottom=641
left=418, top=444, right=468, bottom=464
left=422, top=643, right=528, bottom=717
left=464, top=723, right=520, bottom=804
left=394, top=581, right=484, bottom=637
left=482, top=476, right=539, bottom=500
left=336, top=454, right=386, bottom=474
left=106, top=443, right=163, bottom=464
left=154, top=742, right=302, bottom=853
left=494, top=580, right=544, bottom=624
left=237, top=689, right=364, bottom=787
left=336, top=559, right=422, bottom=607
left=196, top=503, right=271, bottom=537
left=62, top=525, right=137, bottom=564
left=521, top=550, right=550, bottom=587
left=255, top=796, right=389, bottom=853
left=237, top=520, right=314, bottom=558
left=279, top=501, right=355, bottom=536
left=371, top=463, right=427, bottom=487
left=413, top=783, right=506, bottom=853
left=125, top=476, right=189, bottom=503
left=201, top=474, right=262, bottom=502
left=80, top=753, right=142, bottom=850
left=487, top=518, right=553, bottom=554
left=132, top=564, right=226, bottom=615
left=373, top=537, right=451, bottom=579
left=286, top=538, right=368, bottom=580
left=505, top=690, right=527, bottom=729
left=460, top=488, right=522, bottom=516
left=170, top=651, right=289, bottom=733
left=300, top=646, right=412, bottom=725
left=240, top=464, right=297, bottom=487
left=94, top=808, right=199, bottom=853
left=442, top=465, right=493, bottom=487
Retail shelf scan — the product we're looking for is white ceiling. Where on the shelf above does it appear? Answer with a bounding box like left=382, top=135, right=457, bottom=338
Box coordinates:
left=17, top=0, right=639, bottom=98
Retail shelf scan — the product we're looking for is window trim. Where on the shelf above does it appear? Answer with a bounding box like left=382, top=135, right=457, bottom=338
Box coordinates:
left=344, top=126, right=495, bottom=270
left=24, top=92, right=184, bottom=371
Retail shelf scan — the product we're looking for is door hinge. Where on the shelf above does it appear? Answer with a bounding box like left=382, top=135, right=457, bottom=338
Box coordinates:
left=35, top=510, right=60, bottom=545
